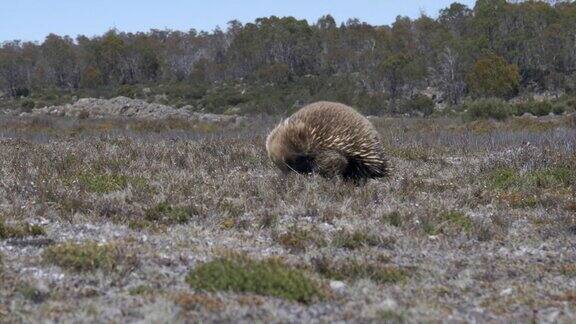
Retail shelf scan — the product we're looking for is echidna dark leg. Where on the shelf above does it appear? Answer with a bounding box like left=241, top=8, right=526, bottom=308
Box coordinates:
left=343, top=159, right=368, bottom=183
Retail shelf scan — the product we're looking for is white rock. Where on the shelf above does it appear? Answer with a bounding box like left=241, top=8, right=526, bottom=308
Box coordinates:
left=500, top=288, right=513, bottom=296
left=377, top=298, right=398, bottom=310
left=329, top=280, right=346, bottom=291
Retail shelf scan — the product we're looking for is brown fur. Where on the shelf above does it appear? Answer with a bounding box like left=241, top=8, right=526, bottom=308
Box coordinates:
left=266, top=101, right=388, bottom=182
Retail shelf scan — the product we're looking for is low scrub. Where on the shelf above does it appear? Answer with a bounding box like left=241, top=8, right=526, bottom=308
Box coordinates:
left=515, top=100, right=565, bottom=116
left=463, top=98, right=516, bottom=121
left=312, top=256, right=408, bottom=284
left=332, top=229, right=394, bottom=250
left=43, top=241, right=136, bottom=272
left=275, top=226, right=326, bottom=252
left=144, top=202, right=198, bottom=225
left=400, top=94, right=435, bottom=116
left=421, top=211, right=473, bottom=235
left=0, top=219, right=46, bottom=239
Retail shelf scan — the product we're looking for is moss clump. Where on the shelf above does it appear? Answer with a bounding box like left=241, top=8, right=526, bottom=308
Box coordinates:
left=489, top=167, right=575, bottom=191
left=381, top=211, right=403, bottom=227
left=463, top=97, right=516, bottom=121
left=488, top=167, right=575, bottom=208
left=78, top=172, right=129, bottom=193
left=440, top=211, right=474, bottom=233
left=144, top=202, right=197, bottom=225
left=128, top=285, right=154, bottom=296
left=332, top=230, right=394, bottom=250
left=312, top=256, right=408, bottom=284
left=131, top=202, right=198, bottom=230
left=43, top=242, right=132, bottom=272
left=422, top=211, right=473, bottom=235
left=186, top=255, right=324, bottom=303
left=77, top=172, right=148, bottom=194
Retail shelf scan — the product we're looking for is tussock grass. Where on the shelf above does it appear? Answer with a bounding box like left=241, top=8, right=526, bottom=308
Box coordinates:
left=332, top=229, right=394, bottom=250
left=186, top=255, right=325, bottom=303
left=174, top=292, right=225, bottom=312
left=0, top=219, right=46, bottom=240
left=276, top=227, right=326, bottom=252
left=16, top=281, right=50, bottom=303
left=420, top=211, right=474, bottom=236
left=43, top=241, right=136, bottom=272
left=312, top=256, right=409, bottom=284
left=381, top=211, right=403, bottom=227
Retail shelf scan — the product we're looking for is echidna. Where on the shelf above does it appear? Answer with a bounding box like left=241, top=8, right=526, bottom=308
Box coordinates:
left=266, top=101, right=388, bottom=182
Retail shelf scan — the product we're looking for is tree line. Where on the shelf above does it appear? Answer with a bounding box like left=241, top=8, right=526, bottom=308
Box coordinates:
left=1, top=0, right=575, bottom=115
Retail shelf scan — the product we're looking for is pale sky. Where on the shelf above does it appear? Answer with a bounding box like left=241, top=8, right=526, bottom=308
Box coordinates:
left=0, top=0, right=476, bottom=42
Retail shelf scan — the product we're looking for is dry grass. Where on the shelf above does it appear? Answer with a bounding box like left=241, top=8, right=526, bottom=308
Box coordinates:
left=0, top=114, right=574, bottom=322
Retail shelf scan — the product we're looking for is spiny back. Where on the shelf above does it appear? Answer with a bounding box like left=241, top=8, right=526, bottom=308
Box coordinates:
left=266, top=101, right=388, bottom=180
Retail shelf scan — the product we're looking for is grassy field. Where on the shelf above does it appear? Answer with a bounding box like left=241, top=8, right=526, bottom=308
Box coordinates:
left=0, top=114, right=575, bottom=322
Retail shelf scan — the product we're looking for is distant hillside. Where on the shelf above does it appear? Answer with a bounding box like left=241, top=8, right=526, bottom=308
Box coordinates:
left=1, top=0, right=576, bottom=115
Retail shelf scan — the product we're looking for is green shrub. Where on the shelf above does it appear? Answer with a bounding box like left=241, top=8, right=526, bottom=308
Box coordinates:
left=164, top=83, right=208, bottom=101
left=20, top=99, right=35, bottom=112
left=515, top=101, right=553, bottom=116
left=114, top=84, right=140, bottom=98
left=562, top=96, right=576, bottom=112
left=256, top=63, right=291, bottom=83
left=467, top=54, right=520, bottom=99
left=186, top=255, right=324, bottom=303
left=400, top=94, right=435, bottom=116
left=552, top=102, right=567, bottom=115
left=201, top=86, right=250, bottom=113
left=463, top=98, right=516, bottom=120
